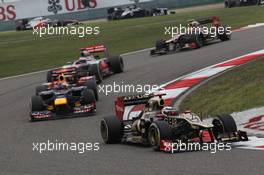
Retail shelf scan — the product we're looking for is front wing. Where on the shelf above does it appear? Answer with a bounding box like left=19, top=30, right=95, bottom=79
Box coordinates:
left=30, top=103, right=96, bottom=121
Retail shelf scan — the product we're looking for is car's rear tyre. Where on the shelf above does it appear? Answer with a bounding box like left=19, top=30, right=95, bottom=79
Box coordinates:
left=193, top=34, right=204, bottom=48
left=109, top=56, right=124, bottom=73
left=85, top=77, right=98, bottom=101
left=89, top=64, right=103, bottom=83
left=156, top=39, right=167, bottom=50
left=224, top=1, right=228, bottom=8
left=82, top=89, right=96, bottom=104
left=218, top=26, right=231, bottom=41
left=36, top=85, right=48, bottom=95
left=148, top=121, right=172, bottom=151
left=100, top=116, right=123, bottom=144
left=76, top=68, right=89, bottom=78
left=47, top=70, right=52, bottom=82
left=150, top=49, right=156, bottom=55
left=212, top=114, right=238, bottom=139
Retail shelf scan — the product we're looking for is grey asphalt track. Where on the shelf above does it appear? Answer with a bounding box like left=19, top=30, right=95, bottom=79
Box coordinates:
left=0, top=26, right=264, bottom=175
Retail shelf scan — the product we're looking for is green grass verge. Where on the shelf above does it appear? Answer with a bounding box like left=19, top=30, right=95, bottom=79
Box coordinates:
left=180, top=58, right=264, bottom=116
left=0, top=6, right=264, bottom=77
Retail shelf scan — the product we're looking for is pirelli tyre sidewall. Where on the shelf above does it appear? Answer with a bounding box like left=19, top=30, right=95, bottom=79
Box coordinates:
left=30, top=95, right=45, bottom=122
left=148, top=121, right=172, bottom=151
left=47, top=70, right=52, bottom=82
left=100, top=116, right=123, bottom=144
left=109, top=56, right=124, bottom=73
left=35, top=85, right=48, bottom=95
left=82, top=89, right=96, bottom=104
left=156, top=39, right=167, bottom=50
left=218, top=26, right=231, bottom=41
left=212, top=114, right=238, bottom=139
left=85, top=77, right=98, bottom=101
left=193, top=34, right=204, bottom=48
left=89, top=64, right=103, bottom=83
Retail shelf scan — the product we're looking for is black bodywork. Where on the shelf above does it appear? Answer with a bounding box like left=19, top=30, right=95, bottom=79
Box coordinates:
left=100, top=94, right=248, bottom=151
left=107, top=5, right=168, bottom=20
left=224, top=0, right=263, bottom=8
left=30, top=85, right=96, bottom=122
left=150, top=16, right=231, bottom=56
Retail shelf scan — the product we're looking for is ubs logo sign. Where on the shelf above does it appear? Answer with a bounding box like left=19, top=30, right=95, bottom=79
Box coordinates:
left=48, top=0, right=62, bottom=14
left=47, top=0, right=97, bottom=14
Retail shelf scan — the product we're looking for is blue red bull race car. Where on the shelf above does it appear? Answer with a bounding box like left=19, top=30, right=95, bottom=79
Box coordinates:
left=30, top=68, right=97, bottom=122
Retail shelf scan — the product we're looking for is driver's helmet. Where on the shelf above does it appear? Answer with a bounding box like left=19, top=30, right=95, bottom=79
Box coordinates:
left=146, top=97, right=164, bottom=112
left=81, top=50, right=91, bottom=57
left=189, top=21, right=200, bottom=27
left=56, top=74, right=69, bottom=89
left=182, top=110, right=193, bottom=119
left=162, top=106, right=179, bottom=116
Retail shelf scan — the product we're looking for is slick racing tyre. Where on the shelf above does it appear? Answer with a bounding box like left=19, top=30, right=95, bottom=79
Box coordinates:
left=76, top=67, right=89, bottom=78
left=47, top=70, right=52, bottom=82
left=148, top=121, right=172, bottom=151
left=82, top=89, right=96, bottom=104
left=31, top=95, right=45, bottom=112
left=193, top=34, right=204, bottom=48
left=89, top=64, right=103, bottom=83
left=85, top=77, right=98, bottom=101
left=109, top=56, right=124, bottom=73
left=100, top=116, right=123, bottom=144
left=218, top=26, right=231, bottom=41
left=30, top=95, right=45, bottom=122
left=156, top=39, right=167, bottom=50
left=35, top=85, right=48, bottom=95
left=212, top=114, right=238, bottom=139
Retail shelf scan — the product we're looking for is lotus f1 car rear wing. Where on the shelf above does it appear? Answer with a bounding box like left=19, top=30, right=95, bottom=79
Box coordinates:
left=114, top=93, right=166, bottom=120
left=189, top=16, right=221, bottom=27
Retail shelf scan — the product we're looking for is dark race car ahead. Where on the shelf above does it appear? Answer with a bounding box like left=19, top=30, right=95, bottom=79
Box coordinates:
left=107, top=5, right=168, bottom=20
left=150, top=16, right=231, bottom=56
left=224, top=0, right=263, bottom=8
left=100, top=93, right=248, bottom=152
left=45, top=66, right=98, bottom=100
left=30, top=73, right=97, bottom=122
left=16, top=16, right=80, bottom=31
left=47, top=45, right=124, bottom=83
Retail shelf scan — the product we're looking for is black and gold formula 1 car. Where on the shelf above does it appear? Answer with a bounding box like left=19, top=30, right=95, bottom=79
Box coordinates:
left=150, top=16, right=231, bottom=56
left=100, top=93, right=248, bottom=151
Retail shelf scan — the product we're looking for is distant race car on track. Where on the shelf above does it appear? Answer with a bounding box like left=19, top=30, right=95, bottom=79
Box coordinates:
left=47, top=45, right=124, bottom=83
left=30, top=72, right=97, bottom=122
left=150, top=16, right=231, bottom=56
left=107, top=5, right=168, bottom=20
left=224, top=0, right=264, bottom=8
left=46, top=66, right=98, bottom=100
left=100, top=93, right=248, bottom=151
left=16, top=16, right=80, bottom=31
